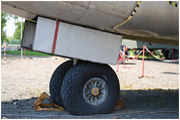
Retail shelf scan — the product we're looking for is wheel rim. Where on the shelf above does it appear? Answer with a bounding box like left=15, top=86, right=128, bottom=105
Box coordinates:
left=83, top=77, right=108, bottom=105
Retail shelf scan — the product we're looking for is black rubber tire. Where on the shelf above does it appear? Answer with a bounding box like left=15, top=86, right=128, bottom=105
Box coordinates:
left=61, top=62, right=120, bottom=115
left=49, top=60, right=73, bottom=106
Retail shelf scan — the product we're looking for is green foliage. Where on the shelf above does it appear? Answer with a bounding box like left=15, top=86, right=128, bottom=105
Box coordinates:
left=1, top=12, right=17, bottom=44
left=128, top=50, right=135, bottom=56
left=146, top=53, right=155, bottom=59
left=13, top=21, right=25, bottom=41
left=7, top=37, right=21, bottom=45
left=1, top=12, right=9, bottom=43
left=7, top=36, right=13, bottom=41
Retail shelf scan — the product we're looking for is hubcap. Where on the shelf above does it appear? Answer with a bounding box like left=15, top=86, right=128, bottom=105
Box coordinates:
left=91, top=87, right=99, bottom=96
left=83, top=77, right=108, bottom=105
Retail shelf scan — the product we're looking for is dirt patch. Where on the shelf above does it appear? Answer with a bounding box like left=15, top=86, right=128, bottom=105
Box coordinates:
left=1, top=57, right=179, bottom=119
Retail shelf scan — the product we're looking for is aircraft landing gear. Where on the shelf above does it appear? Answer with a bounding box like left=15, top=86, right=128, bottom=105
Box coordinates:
left=50, top=60, right=120, bottom=115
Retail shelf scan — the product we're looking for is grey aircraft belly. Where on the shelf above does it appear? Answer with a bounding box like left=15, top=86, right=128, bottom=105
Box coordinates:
left=1, top=1, right=179, bottom=45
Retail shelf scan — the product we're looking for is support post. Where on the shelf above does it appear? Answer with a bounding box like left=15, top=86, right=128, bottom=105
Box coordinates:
left=3, top=41, right=6, bottom=63
left=24, top=49, right=26, bottom=58
left=123, top=47, right=125, bottom=69
left=117, top=62, right=119, bottom=72
left=21, top=18, right=23, bottom=59
left=142, top=45, right=145, bottom=77
left=73, top=58, right=78, bottom=65
left=172, top=48, right=173, bottom=60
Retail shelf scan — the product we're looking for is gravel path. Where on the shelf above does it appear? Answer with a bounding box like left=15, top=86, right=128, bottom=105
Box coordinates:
left=1, top=57, right=179, bottom=119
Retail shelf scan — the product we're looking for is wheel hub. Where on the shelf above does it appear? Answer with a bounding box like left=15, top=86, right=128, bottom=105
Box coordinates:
left=83, top=77, right=108, bottom=105
left=91, top=87, right=99, bottom=96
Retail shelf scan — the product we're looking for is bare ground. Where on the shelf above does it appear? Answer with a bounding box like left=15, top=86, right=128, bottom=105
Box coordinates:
left=1, top=56, right=179, bottom=119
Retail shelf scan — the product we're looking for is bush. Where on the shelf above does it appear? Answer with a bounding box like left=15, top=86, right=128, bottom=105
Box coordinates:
left=7, top=37, right=21, bottom=45
left=8, top=40, right=21, bottom=45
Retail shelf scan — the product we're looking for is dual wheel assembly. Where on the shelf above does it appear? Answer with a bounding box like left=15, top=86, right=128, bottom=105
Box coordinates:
left=50, top=60, right=120, bottom=115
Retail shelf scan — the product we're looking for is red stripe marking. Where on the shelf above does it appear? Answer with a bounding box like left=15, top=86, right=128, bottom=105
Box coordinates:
left=51, top=21, right=60, bottom=54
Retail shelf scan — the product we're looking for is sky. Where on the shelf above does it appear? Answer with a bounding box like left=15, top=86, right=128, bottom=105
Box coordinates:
left=4, top=17, right=25, bottom=37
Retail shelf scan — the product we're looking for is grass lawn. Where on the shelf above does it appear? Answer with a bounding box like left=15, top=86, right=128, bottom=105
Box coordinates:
left=2, top=50, right=160, bottom=58
left=2, top=50, right=51, bottom=56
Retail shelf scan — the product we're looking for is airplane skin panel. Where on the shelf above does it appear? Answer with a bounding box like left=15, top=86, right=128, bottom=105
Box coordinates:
left=21, top=21, right=36, bottom=50
left=118, top=1, right=179, bottom=40
left=33, top=17, right=56, bottom=53
left=122, top=39, right=179, bottom=50
left=32, top=17, right=122, bottom=65
left=1, top=2, right=36, bottom=19
left=1, top=1, right=179, bottom=45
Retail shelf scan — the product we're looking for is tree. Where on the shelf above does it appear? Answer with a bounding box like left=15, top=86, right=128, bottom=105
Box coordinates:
left=1, top=12, right=9, bottom=43
left=1, top=12, right=16, bottom=44
left=13, top=21, right=25, bottom=41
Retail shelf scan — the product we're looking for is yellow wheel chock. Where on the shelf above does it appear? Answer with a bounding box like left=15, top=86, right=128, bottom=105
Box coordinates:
left=33, top=92, right=64, bottom=111
left=115, top=98, right=124, bottom=110
left=33, top=92, right=123, bottom=111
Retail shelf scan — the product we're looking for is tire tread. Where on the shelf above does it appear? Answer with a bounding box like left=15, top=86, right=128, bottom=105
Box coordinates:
left=50, top=60, right=72, bottom=106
